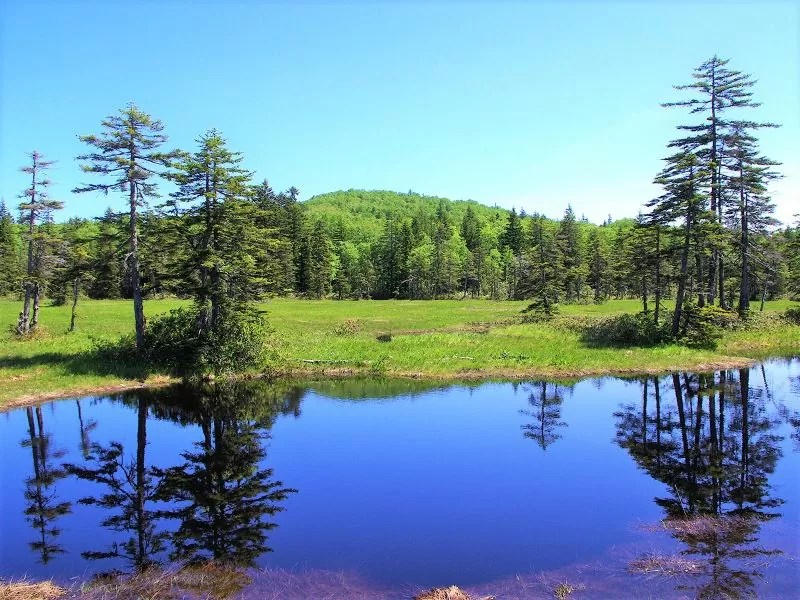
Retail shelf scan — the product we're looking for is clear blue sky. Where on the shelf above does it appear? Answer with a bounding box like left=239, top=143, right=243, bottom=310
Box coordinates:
left=1, top=1, right=797, bottom=225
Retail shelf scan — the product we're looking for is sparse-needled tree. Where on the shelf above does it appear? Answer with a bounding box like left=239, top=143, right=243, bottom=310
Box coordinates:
left=17, top=151, right=63, bottom=335
left=74, top=104, right=179, bottom=350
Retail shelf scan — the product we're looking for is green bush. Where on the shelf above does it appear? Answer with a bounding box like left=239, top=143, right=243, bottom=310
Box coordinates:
left=521, top=298, right=559, bottom=322
left=132, top=305, right=271, bottom=377
left=196, top=307, right=272, bottom=376
left=582, top=311, right=670, bottom=347
left=783, top=306, right=800, bottom=325
left=143, top=307, right=202, bottom=373
left=678, top=302, right=732, bottom=349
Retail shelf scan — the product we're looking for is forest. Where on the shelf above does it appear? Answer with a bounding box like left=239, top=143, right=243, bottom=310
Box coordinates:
left=1, top=57, right=799, bottom=374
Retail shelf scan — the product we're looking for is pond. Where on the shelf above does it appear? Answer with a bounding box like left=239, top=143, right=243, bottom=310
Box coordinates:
left=1, top=360, right=799, bottom=598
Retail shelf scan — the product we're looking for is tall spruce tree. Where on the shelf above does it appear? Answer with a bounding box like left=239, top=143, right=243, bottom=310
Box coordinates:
left=722, top=122, right=780, bottom=315
left=665, top=56, right=769, bottom=307
left=556, top=206, right=584, bottom=302
left=0, top=200, right=23, bottom=296
left=648, top=150, right=710, bottom=337
left=17, top=151, right=63, bottom=334
left=168, top=130, right=251, bottom=331
left=74, top=104, right=178, bottom=350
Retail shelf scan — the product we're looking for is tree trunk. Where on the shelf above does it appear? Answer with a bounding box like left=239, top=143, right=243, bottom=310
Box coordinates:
left=672, top=373, right=694, bottom=513
left=672, top=215, right=692, bottom=338
left=695, top=246, right=705, bottom=307
left=654, top=226, right=661, bottom=326
left=130, top=176, right=146, bottom=351
left=31, top=282, right=41, bottom=330
left=738, top=186, right=750, bottom=316
left=69, top=277, right=80, bottom=332
left=136, top=397, right=147, bottom=567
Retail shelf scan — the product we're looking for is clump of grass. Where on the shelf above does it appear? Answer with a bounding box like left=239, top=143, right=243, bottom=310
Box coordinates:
left=81, top=563, right=251, bottom=599
left=553, top=581, right=575, bottom=599
left=628, top=552, right=702, bottom=576
left=414, top=586, right=473, bottom=600
left=332, top=319, right=363, bottom=336
left=0, top=579, right=65, bottom=600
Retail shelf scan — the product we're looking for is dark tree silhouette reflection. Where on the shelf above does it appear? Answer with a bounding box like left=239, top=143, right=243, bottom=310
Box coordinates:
left=65, top=396, right=166, bottom=569
left=616, top=369, right=785, bottom=598
left=64, top=381, right=299, bottom=572
left=153, top=382, right=297, bottom=567
left=520, top=381, right=569, bottom=450
left=22, top=406, right=71, bottom=564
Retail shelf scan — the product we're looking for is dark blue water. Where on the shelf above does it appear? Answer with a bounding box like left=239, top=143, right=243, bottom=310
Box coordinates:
left=1, top=361, right=799, bottom=598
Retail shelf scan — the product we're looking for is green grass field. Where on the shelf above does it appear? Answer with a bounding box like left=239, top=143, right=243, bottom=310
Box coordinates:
left=1, top=297, right=798, bottom=407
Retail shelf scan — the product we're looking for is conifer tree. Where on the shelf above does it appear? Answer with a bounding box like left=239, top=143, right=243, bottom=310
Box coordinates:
left=74, top=104, right=178, bottom=350
left=665, top=56, right=769, bottom=307
left=0, top=200, right=23, bottom=296
left=168, top=130, right=252, bottom=330
left=306, top=221, right=333, bottom=298
left=648, top=150, right=710, bottom=337
left=556, top=206, right=584, bottom=302
left=17, top=151, right=63, bottom=334
left=722, top=122, right=780, bottom=315
left=586, top=228, right=608, bottom=303
left=499, top=207, right=523, bottom=256
left=89, top=209, right=123, bottom=299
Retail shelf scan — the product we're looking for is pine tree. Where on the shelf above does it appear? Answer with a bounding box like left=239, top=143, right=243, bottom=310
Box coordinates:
left=499, top=207, right=523, bottom=256
left=648, top=150, right=710, bottom=337
left=17, top=151, right=63, bottom=334
left=665, top=56, right=770, bottom=307
left=74, top=104, right=178, bottom=350
left=519, top=215, right=560, bottom=313
left=722, top=122, right=781, bottom=315
left=0, top=200, right=23, bottom=296
left=586, top=228, right=608, bottom=303
left=168, top=130, right=251, bottom=330
left=306, top=221, right=333, bottom=298
left=89, top=209, right=123, bottom=299
left=556, top=206, right=584, bottom=302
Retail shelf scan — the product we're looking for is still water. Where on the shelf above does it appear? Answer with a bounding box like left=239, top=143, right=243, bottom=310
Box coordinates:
left=1, top=360, right=799, bottom=598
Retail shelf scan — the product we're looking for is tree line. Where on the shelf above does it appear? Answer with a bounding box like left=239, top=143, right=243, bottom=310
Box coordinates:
left=0, top=57, right=797, bottom=348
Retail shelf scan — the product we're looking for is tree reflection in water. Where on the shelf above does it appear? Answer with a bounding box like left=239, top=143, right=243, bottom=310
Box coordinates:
left=520, top=381, right=569, bottom=450
left=65, top=396, right=166, bottom=568
left=153, top=382, right=297, bottom=567
left=616, top=369, right=784, bottom=598
left=22, top=406, right=71, bottom=564
left=64, top=381, right=298, bottom=572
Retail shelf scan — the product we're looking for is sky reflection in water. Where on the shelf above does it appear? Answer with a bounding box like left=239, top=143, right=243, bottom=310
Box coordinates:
left=0, top=360, right=798, bottom=598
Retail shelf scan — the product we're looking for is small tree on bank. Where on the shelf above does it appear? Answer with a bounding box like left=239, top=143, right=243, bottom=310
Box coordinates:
left=17, top=151, right=63, bottom=335
left=74, top=104, right=178, bottom=350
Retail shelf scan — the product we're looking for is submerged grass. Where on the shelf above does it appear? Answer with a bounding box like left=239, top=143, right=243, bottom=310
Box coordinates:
left=1, top=297, right=798, bottom=407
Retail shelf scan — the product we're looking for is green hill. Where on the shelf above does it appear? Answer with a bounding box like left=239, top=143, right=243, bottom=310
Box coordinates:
left=303, top=189, right=510, bottom=244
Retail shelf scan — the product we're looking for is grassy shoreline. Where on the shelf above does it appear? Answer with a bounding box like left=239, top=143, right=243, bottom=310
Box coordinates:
left=1, top=298, right=798, bottom=410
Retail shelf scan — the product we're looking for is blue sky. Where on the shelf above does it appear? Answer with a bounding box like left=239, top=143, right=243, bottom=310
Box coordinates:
left=1, top=1, right=797, bottom=225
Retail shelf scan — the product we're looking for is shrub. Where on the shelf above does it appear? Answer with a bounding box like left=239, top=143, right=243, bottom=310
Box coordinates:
left=196, top=307, right=271, bottom=376
left=678, top=302, right=730, bottom=349
left=521, top=298, right=559, bottom=322
left=783, top=306, right=800, bottom=325
left=583, top=311, right=670, bottom=347
left=332, top=319, right=362, bottom=336
left=143, top=307, right=201, bottom=373
left=141, top=305, right=271, bottom=377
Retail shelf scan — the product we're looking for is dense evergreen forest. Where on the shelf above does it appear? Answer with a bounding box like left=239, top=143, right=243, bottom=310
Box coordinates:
left=1, top=57, right=798, bottom=346
left=5, top=185, right=795, bottom=306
